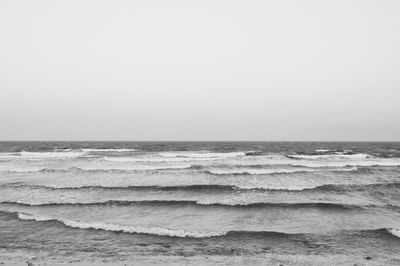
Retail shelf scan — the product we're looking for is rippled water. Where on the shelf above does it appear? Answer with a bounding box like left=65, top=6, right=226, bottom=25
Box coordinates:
left=1, top=141, right=400, bottom=264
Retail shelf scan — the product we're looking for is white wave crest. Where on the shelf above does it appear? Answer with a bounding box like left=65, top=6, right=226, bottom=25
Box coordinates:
left=0, top=167, right=47, bottom=173
left=81, top=148, right=136, bottom=152
left=104, top=156, right=224, bottom=163
left=387, top=228, right=400, bottom=238
left=208, top=168, right=317, bottom=175
left=314, top=149, right=330, bottom=153
left=288, top=153, right=371, bottom=160
left=158, top=151, right=245, bottom=158
left=17, top=213, right=225, bottom=238
left=80, top=164, right=192, bottom=171
left=207, top=167, right=357, bottom=175
left=19, top=151, right=86, bottom=159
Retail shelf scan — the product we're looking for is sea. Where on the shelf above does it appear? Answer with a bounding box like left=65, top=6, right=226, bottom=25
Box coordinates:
left=1, top=141, right=400, bottom=265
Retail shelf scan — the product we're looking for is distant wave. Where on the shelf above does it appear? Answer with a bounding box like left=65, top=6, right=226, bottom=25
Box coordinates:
left=205, top=167, right=357, bottom=175
left=314, top=149, right=331, bottom=153
left=104, top=155, right=400, bottom=168
left=5, top=182, right=400, bottom=193
left=79, top=164, right=194, bottom=171
left=0, top=151, right=86, bottom=159
left=158, top=151, right=246, bottom=158
left=0, top=184, right=242, bottom=191
left=287, top=153, right=371, bottom=160
left=0, top=149, right=137, bottom=160
left=104, top=156, right=230, bottom=163
left=2, top=200, right=368, bottom=211
left=308, top=182, right=400, bottom=193
left=80, top=148, right=137, bottom=152
left=205, top=168, right=317, bottom=175
left=0, top=167, right=49, bottom=173
left=0, top=183, right=329, bottom=192
left=103, top=151, right=246, bottom=163
left=0, top=164, right=197, bottom=173
left=0, top=163, right=361, bottom=174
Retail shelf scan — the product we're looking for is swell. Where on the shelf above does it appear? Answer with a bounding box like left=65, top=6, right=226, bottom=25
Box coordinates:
left=1, top=200, right=369, bottom=210
left=0, top=210, right=399, bottom=240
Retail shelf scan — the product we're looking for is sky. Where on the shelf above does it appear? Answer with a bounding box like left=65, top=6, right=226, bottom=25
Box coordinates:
left=0, top=0, right=399, bottom=141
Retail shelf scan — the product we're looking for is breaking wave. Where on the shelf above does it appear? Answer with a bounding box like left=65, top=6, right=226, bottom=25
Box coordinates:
left=287, top=153, right=371, bottom=160
left=205, top=167, right=357, bottom=175
left=80, top=148, right=137, bottom=152
left=158, top=151, right=246, bottom=158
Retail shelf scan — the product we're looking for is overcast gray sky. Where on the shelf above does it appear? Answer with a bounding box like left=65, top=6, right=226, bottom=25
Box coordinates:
left=0, top=0, right=399, bottom=141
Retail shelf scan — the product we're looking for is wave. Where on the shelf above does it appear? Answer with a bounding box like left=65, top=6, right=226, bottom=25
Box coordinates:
left=16, top=212, right=224, bottom=238
left=0, top=183, right=327, bottom=192
left=0, top=211, right=301, bottom=238
left=103, top=156, right=230, bottom=163
left=103, top=151, right=246, bottom=163
left=206, top=168, right=317, bottom=175
left=0, top=163, right=362, bottom=174
left=0, top=149, right=137, bottom=160
left=387, top=228, right=400, bottom=238
left=0, top=151, right=86, bottom=159
left=3, top=210, right=399, bottom=240
left=287, top=153, right=371, bottom=160
left=0, top=184, right=242, bottom=191
left=0, top=167, right=49, bottom=173
left=0, top=164, right=197, bottom=173
left=158, top=151, right=246, bottom=158
left=315, top=149, right=331, bottom=153
left=78, top=164, right=194, bottom=171
left=4, top=182, right=400, bottom=194
left=309, top=182, right=400, bottom=193
left=2, top=200, right=367, bottom=210
left=80, top=148, right=137, bottom=152
left=281, top=159, right=400, bottom=168
left=205, top=167, right=357, bottom=175
left=102, top=154, right=400, bottom=168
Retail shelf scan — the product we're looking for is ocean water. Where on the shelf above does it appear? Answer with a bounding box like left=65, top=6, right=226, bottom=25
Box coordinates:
left=1, top=141, right=400, bottom=265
